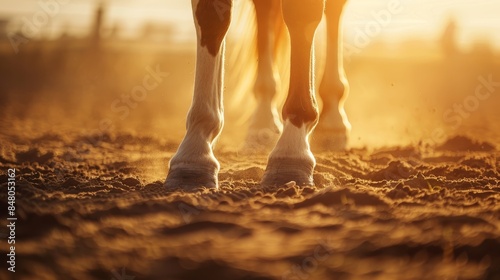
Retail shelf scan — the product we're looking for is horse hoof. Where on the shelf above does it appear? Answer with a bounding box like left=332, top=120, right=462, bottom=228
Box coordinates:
left=261, top=157, right=315, bottom=187
left=311, top=128, right=348, bottom=152
left=241, top=128, right=281, bottom=154
left=165, top=162, right=219, bottom=190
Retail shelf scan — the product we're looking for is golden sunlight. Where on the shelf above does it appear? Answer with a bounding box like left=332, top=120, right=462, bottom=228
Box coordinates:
left=1, top=1, right=499, bottom=279
left=0, top=0, right=499, bottom=48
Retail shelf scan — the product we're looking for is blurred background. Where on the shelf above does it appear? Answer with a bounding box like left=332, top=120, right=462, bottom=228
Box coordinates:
left=0, top=0, right=499, bottom=148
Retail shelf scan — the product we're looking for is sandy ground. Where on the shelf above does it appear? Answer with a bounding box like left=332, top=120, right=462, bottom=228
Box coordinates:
left=0, top=119, right=498, bottom=280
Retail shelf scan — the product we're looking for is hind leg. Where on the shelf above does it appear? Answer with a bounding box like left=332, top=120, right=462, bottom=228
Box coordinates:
left=261, top=0, right=324, bottom=187
left=165, top=0, right=232, bottom=190
left=314, top=0, right=351, bottom=151
left=244, top=0, right=283, bottom=152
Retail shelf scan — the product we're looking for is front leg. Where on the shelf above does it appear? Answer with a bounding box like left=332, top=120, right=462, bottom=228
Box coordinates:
left=261, top=0, right=324, bottom=187
left=165, top=0, right=232, bottom=190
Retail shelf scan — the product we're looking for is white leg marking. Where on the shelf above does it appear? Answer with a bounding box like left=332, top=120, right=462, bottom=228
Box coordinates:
left=261, top=120, right=316, bottom=187
left=165, top=0, right=229, bottom=189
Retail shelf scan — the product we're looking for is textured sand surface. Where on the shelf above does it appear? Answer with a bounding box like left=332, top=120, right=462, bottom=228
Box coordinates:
left=0, top=123, right=498, bottom=280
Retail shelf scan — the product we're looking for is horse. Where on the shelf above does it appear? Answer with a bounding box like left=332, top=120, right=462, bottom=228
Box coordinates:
left=165, top=0, right=350, bottom=189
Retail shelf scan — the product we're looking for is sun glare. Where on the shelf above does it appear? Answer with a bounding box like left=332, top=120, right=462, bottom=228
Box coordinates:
left=0, top=0, right=499, bottom=48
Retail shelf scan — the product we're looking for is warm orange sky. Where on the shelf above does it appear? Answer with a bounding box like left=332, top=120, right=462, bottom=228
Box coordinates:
left=1, top=0, right=499, bottom=50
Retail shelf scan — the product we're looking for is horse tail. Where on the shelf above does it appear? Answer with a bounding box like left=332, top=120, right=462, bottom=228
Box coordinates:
left=225, top=0, right=290, bottom=126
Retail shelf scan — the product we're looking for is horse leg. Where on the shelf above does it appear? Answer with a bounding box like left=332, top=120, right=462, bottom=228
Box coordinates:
left=165, top=0, right=232, bottom=189
left=261, top=0, right=324, bottom=186
left=313, top=0, right=351, bottom=151
left=244, top=0, right=283, bottom=151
